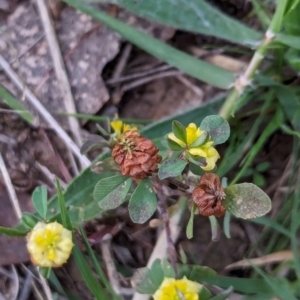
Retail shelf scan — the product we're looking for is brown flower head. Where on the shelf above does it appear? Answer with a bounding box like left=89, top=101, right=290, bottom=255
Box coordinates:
left=112, top=130, right=162, bottom=180
left=192, top=173, right=226, bottom=217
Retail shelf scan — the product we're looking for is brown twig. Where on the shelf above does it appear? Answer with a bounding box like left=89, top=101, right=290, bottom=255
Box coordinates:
left=35, top=0, right=83, bottom=148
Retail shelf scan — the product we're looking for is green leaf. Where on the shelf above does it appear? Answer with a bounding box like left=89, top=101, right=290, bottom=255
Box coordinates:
left=186, top=203, right=196, bottom=239
left=132, top=260, right=164, bottom=294
left=79, top=227, right=120, bottom=299
left=39, top=267, right=51, bottom=279
left=93, top=175, right=132, bottom=210
left=72, top=243, right=110, bottom=300
left=129, top=179, right=157, bottom=223
left=172, top=120, right=187, bottom=143
left=209, top=286, right=233, bottom=300
left=68, top=206, right=85, bottom=228
left=32, top=186, right=48, bottom=220
left=179, top=265, right=217, bottom=281
left=56, top=179, right=73, bottom=230
left=223, top=211, right=231, bottom=239
left=223, top=183, right=271, bottom=219
left=167, top=137, right=184, bottom=151
left=281, top=124, right=300, bottom=138
left=277, top=33, right=300, bottom=50
left=253, top=172, right=266, bottom=187
left=89, top=0, right=262, bottom=46
left=0, top=85, right=35, bottom=124
left=273, top=86, right=300, bottom=131
left=158, top=159, right=187, bottom=179
left=285, top=48, right=300, bottom=72
left=161, top=259, right=175, bottom=278
left=0, top=226, right=28, bottom=236
left=185, top=152, right=207, bottom=167
left=189, top=131, right=209, bottom=147
left=200, top=115, right=230, bottom=145
left=62, top=0, right=235, bottom=89
left=21, top=212, right=40, bottom=229
left=255, top=162, right=270, bottom=173
left=249, top=263, right=297, bottom=300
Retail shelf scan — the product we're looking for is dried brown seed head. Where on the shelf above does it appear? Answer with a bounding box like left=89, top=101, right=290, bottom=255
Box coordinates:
left=192, top=173, right=226, bottom=217
left=112, top=130, right=162, bottom=180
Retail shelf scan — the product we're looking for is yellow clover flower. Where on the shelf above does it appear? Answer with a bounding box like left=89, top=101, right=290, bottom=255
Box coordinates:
left=168, top=123, right=220, bottom=171
left=153, top=277, right=202, bottom=300
left=27, top=222, right=73, bottom=268
left=110, top=120, right=137, bottom=138
left=189, top=141, right=220, bottom=171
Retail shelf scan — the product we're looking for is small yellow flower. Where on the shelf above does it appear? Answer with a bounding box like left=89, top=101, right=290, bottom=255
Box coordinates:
left=189, top=141, right=220, bottom=171
left=27, top=222, right=73, bottom=268
left=168, top=123, right=220, bottom=171
left=168, top=123, right=203, bottom=147
left=153, top=277, right=202, bottom=300
left=110, top=120, right=137, bottom=137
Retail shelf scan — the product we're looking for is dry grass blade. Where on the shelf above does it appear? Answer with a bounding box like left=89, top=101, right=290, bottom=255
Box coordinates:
left=0, top=54, right=90, bottom=168
left=101, top=236, right=121, bottom=297
left=35, top=0, right=83, bottom=147
left=0, top=152, right=22, bottom=219
left=225, top=250, right=294, bottom=270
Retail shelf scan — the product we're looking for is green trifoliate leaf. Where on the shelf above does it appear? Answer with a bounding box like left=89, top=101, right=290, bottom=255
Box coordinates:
left=172, top=120, right=187, bottom=144
left=186, top=203, right=196, bottom=239
left=93, top=175, right=132, bottom=210
left=223, top=183, right=271, bottom=219
left=167, top=137, right=185, bottom=150
left=32, top=185, right=48, bottom=220
left=189, top=130, right=209, bottom=147
left=129, top=178, right=157, bottom=224
left=158, top=158, right=188, bottom=179
left=200, top=115, right=230, bottom=145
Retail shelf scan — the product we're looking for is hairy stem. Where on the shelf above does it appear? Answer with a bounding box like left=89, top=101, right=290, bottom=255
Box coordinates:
left=219, top=0, right=289, bottom=120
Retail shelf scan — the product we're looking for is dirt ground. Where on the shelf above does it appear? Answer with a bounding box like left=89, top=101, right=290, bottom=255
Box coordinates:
left=0, top=0, right=293, bottom=299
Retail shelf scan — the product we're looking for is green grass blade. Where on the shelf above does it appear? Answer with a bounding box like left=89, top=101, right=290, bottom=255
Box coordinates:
left=250, top=216, right=292, bottom=239
left=0, top=85, right=35, bottom=124
left=230, top=111, right=281, bottom=184
left=60, top=112, right=151, bottom=124
left=249, top=263, right=297, bottom=300
left=62, top=0, right=235, bottom=89
left=87, top=0, right=262, bottom=46
left=251, top=0, right=271, bottom=29
left=56, top=179, right=73, bottom=230
left=72, top=243, right=110, bottom=300
left=79, top=227, right=121, bottom=300
left=277, top=33, right=300, bottom=50
left=0, top=226, right=28, bottom=236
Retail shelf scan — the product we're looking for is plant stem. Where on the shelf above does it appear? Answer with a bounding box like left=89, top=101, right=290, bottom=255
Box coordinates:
left=219, top=0, right=289, bottom=120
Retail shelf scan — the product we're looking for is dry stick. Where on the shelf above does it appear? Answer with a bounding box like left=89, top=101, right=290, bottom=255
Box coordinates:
left=121, top=70, right=183, bottom=93
left=101, top=236, right=122, bottom=297
left=0, top=54, right=90, bottom=168
left=0, top=153, right=22, bottom=219
left=132, top=200, right=185, bottom=300
left=0, top=153, right=53, bottom=300
left=106, top=64, right=173, bottom=85
left=176, top=75, right=204, bottom=98
left=111, top=43, right=132, bottom=105
left=35, top=0, right=83, bottom=148
left=112, top=44, right=132, bottom=80
left=157, top=197, right=178, bottom=277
